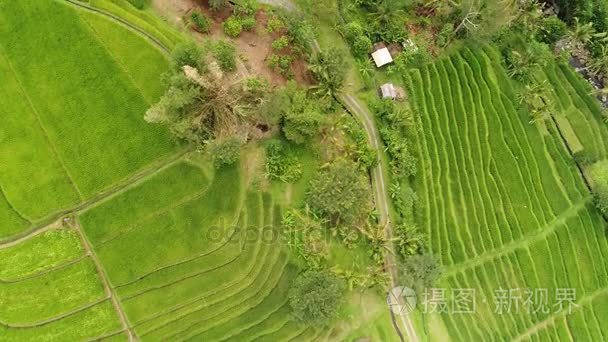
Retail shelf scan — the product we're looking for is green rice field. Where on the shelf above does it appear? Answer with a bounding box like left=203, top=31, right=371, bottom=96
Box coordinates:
left=407, top=45, right=608, bottom=340
left=0, top=0, right=178, bottom=238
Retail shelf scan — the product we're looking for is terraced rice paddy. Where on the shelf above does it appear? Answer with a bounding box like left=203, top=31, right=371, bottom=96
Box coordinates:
left=407, top=45, right=608, bottom=341
left=543, top=62, right=608, bottom=161
left=0, top=158, right=319, bottom=341
left=0, top=0, right=178, bottom=238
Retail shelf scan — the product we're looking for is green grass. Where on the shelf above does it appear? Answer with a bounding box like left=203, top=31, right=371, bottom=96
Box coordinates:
left=0, top=0, right=177, bottom=201
left=0, top=301, right=122, bottom=341
left=406, top=44, right=608, bottom=340
left=0, top=228, right=83, bottom=281
left=0, top=258, right=105, bottom=325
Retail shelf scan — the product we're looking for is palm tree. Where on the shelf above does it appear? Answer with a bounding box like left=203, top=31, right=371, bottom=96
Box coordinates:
left=589, top=44, right=608, bottom=77
left=368, top=0, right=405, bottom=26
left=568, top=17, right=608, bottom=58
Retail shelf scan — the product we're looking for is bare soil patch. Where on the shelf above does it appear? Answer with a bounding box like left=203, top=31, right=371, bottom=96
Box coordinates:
left=153, top=0, right=313, bottom=86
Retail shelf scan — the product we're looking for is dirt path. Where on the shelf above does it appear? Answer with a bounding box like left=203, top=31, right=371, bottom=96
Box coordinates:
left=338, top=94, right=418, bottom=342
left=0, top=150, right=188, bottom=248
left=73, top=219, right=134, bottom=341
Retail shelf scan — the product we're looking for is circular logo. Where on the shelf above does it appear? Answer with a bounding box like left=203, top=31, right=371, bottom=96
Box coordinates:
left=387, top=286, right=417, bottom=315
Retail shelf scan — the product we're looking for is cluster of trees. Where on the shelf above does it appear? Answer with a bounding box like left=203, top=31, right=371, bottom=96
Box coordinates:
left=144, top=41, right=261, bottom=166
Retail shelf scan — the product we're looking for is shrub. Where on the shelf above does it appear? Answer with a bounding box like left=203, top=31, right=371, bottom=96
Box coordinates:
left=343, top=21, right=364, bottom=43
left=307, top=158, right=371, bottom=225
left=171, top=41, right=203, bottom=69
left=399, top=254, right=441, bottom=293
left=190, top=11, right=211, bottom=33
left=537, top=16, right=568, bottom=45
left=209, top=0, right=228, bottom=11
left=265, top=140, right=303, bottom=183
left=266, top=16, right=285, bottom=33
left=223, top=16, right=243, bottom=37
left=590, top=161, right=608, bottom=215
left=213, top=40, right=237, bottom=72
left=272, top=36, right=290, bottom=51
left=209, top=137, right=242, bottom=168
left=352, top=35, right=372, bottom=57
left=288, top=271, right=345, bottom=325
left=241, top=17, right=256, bottom=31
left=234, top=0, right=257, bottom=17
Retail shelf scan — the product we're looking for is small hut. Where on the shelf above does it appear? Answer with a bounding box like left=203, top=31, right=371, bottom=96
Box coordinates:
left=379, top=83, right=406, bottom=100
left=371, top=47, right=393, bottom=68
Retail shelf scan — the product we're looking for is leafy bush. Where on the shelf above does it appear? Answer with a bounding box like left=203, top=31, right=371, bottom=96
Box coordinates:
left=307, top=158, right=371, bottom=225
left=590, top=161, right=608, bottom=215
left=209, top=0, right=228, bottom=11
left=537, top=16, right=568, bottom=45
left=213, top=40, right=236, bottom=72
left=265, top=140, right=303, bottom=183
left=223, top=16, right=243, bottom=37
left=272, top=36, right=290, bottom=51
left=209, top=137, right=242, bottom=168
left=343, top=21, right=364, bottom=43
left=241, top=16, right=256, bottom=31
left=190, top=11, right=211, bottom=33
left=234, top=0, right=257, bottom=17
left=370, top=99, right=417, bottom=180
left=281, top=88, right=323, bottom=143
left=399, top=254, right=442, bottom=293
left=288, top=271, right=345, bottom=325
left=352, top=35, right=372, bottom=57
left=266, top=16, right=285, bottom=33
left=171, top=41, right=203, bottom=69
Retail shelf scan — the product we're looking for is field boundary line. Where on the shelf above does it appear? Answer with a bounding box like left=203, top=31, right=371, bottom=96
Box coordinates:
left=114, top=223, right=240, bottom=289
left=443, top=198, right=591, bottom=277
left=0, top=150, right=188, bottom=248
left=0, top=253, right=89, bottom=284
left=513, top=285, right=608, bottom=341
left=0, top=49, right=85, bottom=201
left=166, top=256, right=289, bottom=341
left=94, top=186, right=211, bottom=247
left=73, top=219, right=135, bottom=341
left=86, top=328, right=127, bottom=342
left=0, top=183, right=31, bottom=225
left=0, top=296, right=109, bottom=329
left=63, top=0, right=170, bottom=54
left=77, top=11, right=155, bottom=105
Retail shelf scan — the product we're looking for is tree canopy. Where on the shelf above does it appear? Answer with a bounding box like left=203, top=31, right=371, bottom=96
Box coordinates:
left=306, top=158, right=371, bottom=225
left=288, top=271, right=345, bottom=325
left=399, top=254, right=442, bottom=293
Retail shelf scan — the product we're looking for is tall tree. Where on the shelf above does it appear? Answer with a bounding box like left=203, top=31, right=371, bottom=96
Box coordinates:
left=307, top=158, right=371, bottom=226
left=288, top=271, right=346, bottom=325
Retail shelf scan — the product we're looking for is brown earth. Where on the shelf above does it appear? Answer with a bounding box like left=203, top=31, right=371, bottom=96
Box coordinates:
left=153, top=0, right=313, bottom=86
